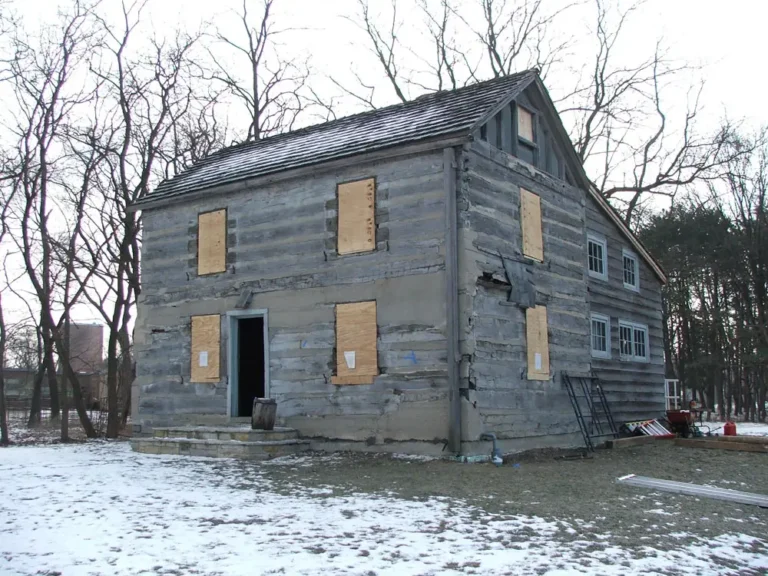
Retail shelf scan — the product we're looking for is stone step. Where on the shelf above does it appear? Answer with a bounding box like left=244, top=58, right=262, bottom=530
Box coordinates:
left=152, top=426, right=299, bottom=443
left=131, top=436, right=310, bottom=460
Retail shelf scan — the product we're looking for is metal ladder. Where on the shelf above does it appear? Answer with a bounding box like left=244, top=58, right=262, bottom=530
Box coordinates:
left=563, top=374, right=619, bottom=452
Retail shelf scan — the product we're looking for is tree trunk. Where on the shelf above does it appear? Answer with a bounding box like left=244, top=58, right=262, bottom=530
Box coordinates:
left=43, top=330, right=59, bottom=422
left=60, top=378, right=69, bottom=441
left=0, top=368, right=7, bottom=446
left=60, top=319, right=70, bottom=442
left=27, top=362, right=44, bottom=427
left=118, top=330, right=133, bottom=430
left=0, top=294, right=11, bottom=446
left=105, top=329, right=119, bottom=438
left=0, top=294, right=8, bottom=446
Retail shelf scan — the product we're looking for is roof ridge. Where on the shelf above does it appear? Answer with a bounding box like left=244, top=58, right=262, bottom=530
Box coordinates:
left=143, top=69, right=538, bottom=204
left=196, top=69, right=538, bottom=162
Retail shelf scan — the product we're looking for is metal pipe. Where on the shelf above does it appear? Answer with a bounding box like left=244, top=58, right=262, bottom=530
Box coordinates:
left=480, top=432, right=503, bottom=466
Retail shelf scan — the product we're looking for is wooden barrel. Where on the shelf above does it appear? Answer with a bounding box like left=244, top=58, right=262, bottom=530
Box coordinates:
left=252, top=398, right=277, bottom=430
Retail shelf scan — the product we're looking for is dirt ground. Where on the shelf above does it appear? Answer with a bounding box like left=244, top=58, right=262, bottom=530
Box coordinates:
left=3, top=421, right=768, bottom=574
left=238, top=442, right=768, bottom=562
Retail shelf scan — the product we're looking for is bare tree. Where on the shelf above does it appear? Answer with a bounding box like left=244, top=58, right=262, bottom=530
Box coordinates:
left=338, top=0, right=573, bottom=108
left=206, top=0, right=313, bottom=141
left=0, top=1, right=100, bottom=437
left=557, top=0, right=754, bottom=225
left=0, top=169, right=13, bottom=446
left=71, top=1, right=212, bottom=437
left=346, top=0, right=754, bottom=227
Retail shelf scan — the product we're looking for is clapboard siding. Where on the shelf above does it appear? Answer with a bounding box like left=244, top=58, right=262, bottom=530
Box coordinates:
left=586, top=198, right=665, bottom=422
left=135, top=151, right=450, bottom=443
left=458, top=140, right=591, bottom=449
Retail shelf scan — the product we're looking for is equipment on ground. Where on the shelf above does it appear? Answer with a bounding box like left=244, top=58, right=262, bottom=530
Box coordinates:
left=617, top=474, right=768, bottom=508
left=623, top=418, right=675, bottom=438
left=563, top=374, right=618, bottom=452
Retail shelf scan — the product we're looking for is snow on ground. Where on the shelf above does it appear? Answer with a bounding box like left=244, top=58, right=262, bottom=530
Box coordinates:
left=1, top=443, right=767, bottom=576
left=732, top=422, right=768, bottom=437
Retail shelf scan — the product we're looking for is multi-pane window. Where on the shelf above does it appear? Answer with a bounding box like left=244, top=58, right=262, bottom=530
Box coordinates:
left=587, top=235, right=608, bottom=280
left=623, top=249, right=639, bottom=291
left=634, top=327, right=647, bottom=358
left=619, top=320, right=648, bottom=362
left=590, top=313, right=610, bottom=359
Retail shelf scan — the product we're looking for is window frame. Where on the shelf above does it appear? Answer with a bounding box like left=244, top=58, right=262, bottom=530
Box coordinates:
left=618, top=320, right=649, bottom=362
left=622, top=248, right=640, bottom=292
left=587, top=233, right=608, bottom=281
left=590, top=313, right=611, bottom=359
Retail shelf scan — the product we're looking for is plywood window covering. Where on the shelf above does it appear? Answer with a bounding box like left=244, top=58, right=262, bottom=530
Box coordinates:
left=520, top=188, right=544, bottom=261
left=190, top=314, right=220, bottom=383
left=518, top=106, right=534, bottom=142
left=337, top=178, right=375, bottom=255
left=198, top=209, right=227, bottom=275
left=331, top=301, right=378, bottom=385
left=526, top=306, right=550, bottom=380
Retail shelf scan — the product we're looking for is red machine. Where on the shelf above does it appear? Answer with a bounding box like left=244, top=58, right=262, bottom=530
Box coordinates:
left=666, top=410, right=697, bottom=437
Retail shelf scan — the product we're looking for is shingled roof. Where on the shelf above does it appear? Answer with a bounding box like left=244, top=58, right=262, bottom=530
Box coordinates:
left=139, top=69, right=537, bottom=206
left=137, top=69, right=665, bottom=283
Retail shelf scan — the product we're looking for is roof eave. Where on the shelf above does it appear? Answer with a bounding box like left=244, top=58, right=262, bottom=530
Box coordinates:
left=530, top=76, right=668, bottom=285
left=129, top=132, right=470, bottom=213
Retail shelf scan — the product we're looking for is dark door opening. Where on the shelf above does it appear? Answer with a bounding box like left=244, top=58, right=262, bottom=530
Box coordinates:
left=237, top=317, right=265, bottom=417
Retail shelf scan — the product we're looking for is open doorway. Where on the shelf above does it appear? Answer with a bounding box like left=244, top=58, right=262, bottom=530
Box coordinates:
left=228, top=312, right=268, bottom=418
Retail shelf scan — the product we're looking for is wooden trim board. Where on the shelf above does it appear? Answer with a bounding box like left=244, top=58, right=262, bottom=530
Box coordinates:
left=675, top=438, right=768, bottom=453
left=605, top=435, right=665, bottom=449
left=711, top=435, right=768, bottom=445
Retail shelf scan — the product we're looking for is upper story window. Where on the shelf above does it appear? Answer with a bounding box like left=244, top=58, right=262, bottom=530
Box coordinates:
left=518, top=106, right=534, bottom=143
left=590, top=313, right=610, bottom=359
left=337, top=178, right=376, bottom=255
left=587, top=234, right=608, bottom=281
left=198, top=209, right=227, bottom=275
left=622, top=249, right=639, bottom=291
left=619, top=320, right=648, bottom=362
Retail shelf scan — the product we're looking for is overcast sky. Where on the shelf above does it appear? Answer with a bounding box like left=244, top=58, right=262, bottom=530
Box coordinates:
left=5, top=0, right=767, bottom=326
left=19, top=0, right=768, bottom=130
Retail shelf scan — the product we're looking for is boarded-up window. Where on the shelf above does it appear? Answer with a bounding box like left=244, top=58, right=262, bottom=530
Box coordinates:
left=338, top=178, right=375, bottom=255
left=191, top=314, right=220, bottom=383
left=526, top=306, right=550, bottom=380
left=520, top=188, right=544, bottom=261
left=518, top=106, right=534, bottom=142
left=331, top=301, right=378, bottom=385
left=198, top=209, right=227, bottom=275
